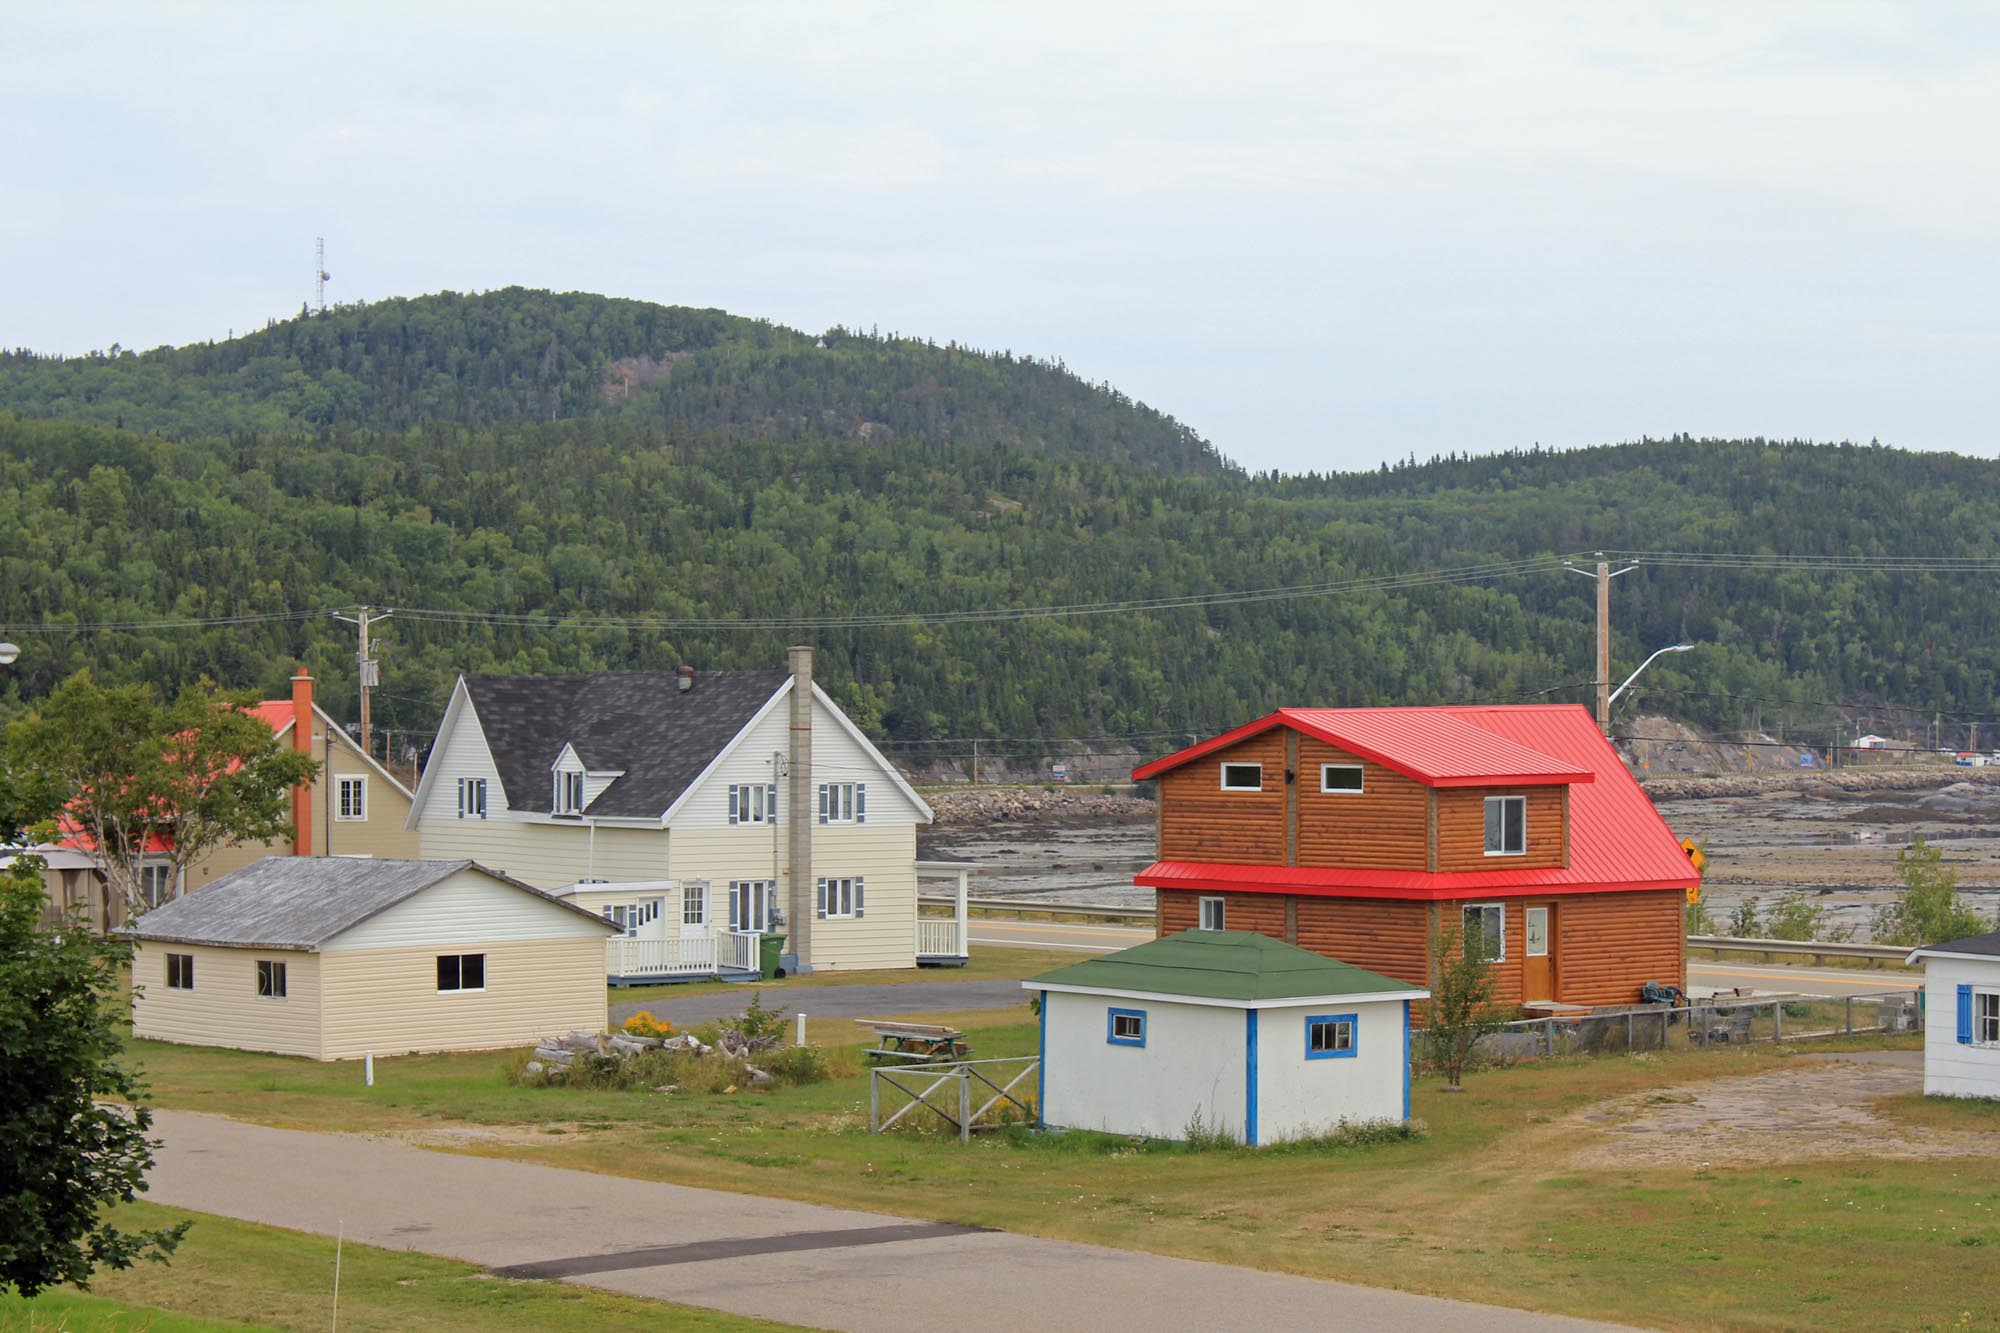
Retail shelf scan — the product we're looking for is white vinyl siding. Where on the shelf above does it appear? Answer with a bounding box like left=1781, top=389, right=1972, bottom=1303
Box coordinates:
left=673, top=688, right=926, bottom=830
left=1923, top=956, right=2000, bottom=1099
left=131, top=944, right=323, bottom=1057
left=416, top=820, right=663, bottom=891
left=324, top=868, right=612, bottom=951
left=318, top=937, right=605, bottom=1061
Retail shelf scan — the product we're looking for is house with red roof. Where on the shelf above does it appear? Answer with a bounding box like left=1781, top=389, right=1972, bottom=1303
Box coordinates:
left=34, top=672, right=419, bottom=933
left=1131, top=704, right=1700, bottom=1012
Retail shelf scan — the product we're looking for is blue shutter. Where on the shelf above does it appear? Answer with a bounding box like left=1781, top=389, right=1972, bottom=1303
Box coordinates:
left=456, top=778, right=466, bottom=818
left=816, top=877, right=828, bottom=920
left=856, top=783, right=867, bottom=824
left=768, top=783, right=778, bottom=822
left=728, top=786, right=739, bottom=825
left=855, top=877, right=865, bottom=918
left=818, top=784, right=828, bottom=824
left=1959, top=984, right=1975, bottom=1044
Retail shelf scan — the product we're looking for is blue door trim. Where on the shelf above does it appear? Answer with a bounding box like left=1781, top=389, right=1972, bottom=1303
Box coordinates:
left=1245, top=1007, right=1260, bottom=1147
left=1401, top=999, right=1412, bottom=1121
left=1037, top=990, right=1048, bottom=1128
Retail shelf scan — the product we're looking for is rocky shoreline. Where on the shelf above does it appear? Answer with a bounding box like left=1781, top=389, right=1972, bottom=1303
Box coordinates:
left=1640, top=766, right=2000, bottom=802
left=924, top=786, right=1154, bottom=825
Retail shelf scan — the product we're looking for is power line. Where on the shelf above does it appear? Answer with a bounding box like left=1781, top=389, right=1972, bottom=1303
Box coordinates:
left=0, top=609, right=329, bottom=634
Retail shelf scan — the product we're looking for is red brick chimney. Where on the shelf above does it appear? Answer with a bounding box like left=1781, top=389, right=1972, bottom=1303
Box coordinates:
left=291, top=670, right=314, bottom=856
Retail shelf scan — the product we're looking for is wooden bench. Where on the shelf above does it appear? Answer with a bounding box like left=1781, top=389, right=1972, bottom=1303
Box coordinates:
left=857, top=1020, right=971, bottom=1064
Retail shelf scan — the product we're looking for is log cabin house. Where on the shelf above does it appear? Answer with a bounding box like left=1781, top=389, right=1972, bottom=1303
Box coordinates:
left=1131, top=704, right=1699, bottom=1013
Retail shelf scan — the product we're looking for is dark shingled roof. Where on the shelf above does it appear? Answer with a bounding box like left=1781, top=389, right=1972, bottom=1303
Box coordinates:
left=1915, top=930, right=2000, bottom=959
left=1025, top=930, right=1424, bottom=1003
left=125, top=857, right=611, bottom=951
left=464, top=669, right=790, bottom=818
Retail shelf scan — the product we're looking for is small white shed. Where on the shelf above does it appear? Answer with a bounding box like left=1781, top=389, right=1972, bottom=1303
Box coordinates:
left=1907, top=930, right=2000, bottom=1099
left=128, top=857, right=616, bottom=1060
left=1025, top=930, right=1427, bottom=1145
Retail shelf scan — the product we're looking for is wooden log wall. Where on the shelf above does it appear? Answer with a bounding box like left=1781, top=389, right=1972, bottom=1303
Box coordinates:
left=1434, top=785, right=1566, bottom=871
left=1157, top=889, right=1288, bottom=939
left=1294, top=896, right=1431, bottom=987
left=1157, top=731, right=1287, bottom=862
left=1550, top=890, right=1685, bottom=1006
left=1294, top=740, right=1428, bottom=870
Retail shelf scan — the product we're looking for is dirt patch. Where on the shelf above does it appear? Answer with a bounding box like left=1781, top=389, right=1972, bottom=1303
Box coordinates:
left=382, top=1121, right=605, bottom=1150
left=1565, top=1056, right=2000, bottom=1168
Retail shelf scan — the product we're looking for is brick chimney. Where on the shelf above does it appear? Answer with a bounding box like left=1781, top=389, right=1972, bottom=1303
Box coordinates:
left=291, top=670, right=314, bottom=857
left=787, top=645, right=813, bottom=971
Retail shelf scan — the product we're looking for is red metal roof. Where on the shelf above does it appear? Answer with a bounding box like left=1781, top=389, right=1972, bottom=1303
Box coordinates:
left=1134, top=703, right=1696, bottom=899
left=1132, top=705, right=1593, bottom=787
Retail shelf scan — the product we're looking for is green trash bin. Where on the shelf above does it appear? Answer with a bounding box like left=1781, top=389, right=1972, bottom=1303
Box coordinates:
left=760, top=933, right=787, bottom=980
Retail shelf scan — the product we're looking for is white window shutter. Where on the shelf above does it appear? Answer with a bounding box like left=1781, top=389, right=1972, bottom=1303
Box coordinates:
left=855, top=876, right=865, bottom=918
left=728, top=785, right=739, bottom=825
left=856, top=783, right=867, bottom=824
left=816, top=877, right=828, bottom=919
left=818, top=784, right=828, bottom=824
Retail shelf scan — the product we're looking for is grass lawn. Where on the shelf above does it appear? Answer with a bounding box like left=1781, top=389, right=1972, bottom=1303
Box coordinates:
left=131, top=1006, right=2000, bottom=1332
left=0, top=1203, right=792, bottom=1332
left=607, top=943, right=1082, bottom=1004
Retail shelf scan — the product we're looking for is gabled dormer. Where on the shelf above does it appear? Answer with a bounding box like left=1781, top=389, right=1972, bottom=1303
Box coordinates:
left=551, top=743, right=587, bottom=816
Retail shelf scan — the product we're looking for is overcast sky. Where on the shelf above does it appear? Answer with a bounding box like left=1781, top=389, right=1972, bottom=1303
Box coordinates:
left=5, top=3, right=1996, bottom=473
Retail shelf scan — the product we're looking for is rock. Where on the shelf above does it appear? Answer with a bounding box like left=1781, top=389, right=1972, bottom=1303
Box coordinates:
left=745, top=1066, right=774, bottom=1087
left=652, top=1084, right=679, bottom=1094
left=523, top=1061, right=545, bottom=1077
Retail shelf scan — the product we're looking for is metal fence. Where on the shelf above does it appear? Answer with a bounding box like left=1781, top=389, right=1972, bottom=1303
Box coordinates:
left=1473, top=989, right=1923, bottom=1063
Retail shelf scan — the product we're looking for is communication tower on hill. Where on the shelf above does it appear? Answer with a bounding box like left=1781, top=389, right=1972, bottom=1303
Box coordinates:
left=314, top=236, right=331, bottom=314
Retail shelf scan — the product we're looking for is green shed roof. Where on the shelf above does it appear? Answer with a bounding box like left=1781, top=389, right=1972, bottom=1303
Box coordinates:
left=1025, top=930, right=1424, bottom=1004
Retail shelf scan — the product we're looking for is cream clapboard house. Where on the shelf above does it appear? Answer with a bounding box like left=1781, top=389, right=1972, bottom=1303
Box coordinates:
left=407, top=648, right=950, bottom=978
left=129, top=858, right=614, bottom=1060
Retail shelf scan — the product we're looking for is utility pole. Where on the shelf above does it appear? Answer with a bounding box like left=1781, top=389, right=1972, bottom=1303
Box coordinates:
left=331, top=606, right=392, bottom=756
left=1563, top=552, right=1638, bottom=733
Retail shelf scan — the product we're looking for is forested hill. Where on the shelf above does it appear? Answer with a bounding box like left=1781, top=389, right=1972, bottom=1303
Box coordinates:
left=0, top=289, right=1222, bottom=475
left=2, top=291, right=1998, bottom=764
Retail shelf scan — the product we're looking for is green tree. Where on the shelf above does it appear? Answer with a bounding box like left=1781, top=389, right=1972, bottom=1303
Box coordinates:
left=0, top=854, right=187, bottom=1295
left=1872, top=837, right=1987, bottom=946
left=1421, top=923, right=1508, bottom=1091
left=7, top=673, right=320, bottom=918
left=1763, top=891, right=1851, bottom=942
left=1727, top=897, right=1763, bottom=938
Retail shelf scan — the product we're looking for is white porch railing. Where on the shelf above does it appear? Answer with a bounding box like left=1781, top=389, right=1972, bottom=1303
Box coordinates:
left=916, top=917, right=965, bottom=958
left=606, top=934, right=717, bottom=978
left=722, top=930, right=760, bottom=973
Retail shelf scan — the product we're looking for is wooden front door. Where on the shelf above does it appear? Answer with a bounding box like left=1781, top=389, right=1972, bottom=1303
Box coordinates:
left=1522, top=904, right=1555, bottom=1001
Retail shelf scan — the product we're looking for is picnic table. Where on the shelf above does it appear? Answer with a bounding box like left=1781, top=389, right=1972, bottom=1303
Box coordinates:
left=857, top=1019, right=971, bottom=1063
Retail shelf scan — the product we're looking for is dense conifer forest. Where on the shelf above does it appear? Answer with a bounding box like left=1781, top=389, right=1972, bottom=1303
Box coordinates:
left=2, top=289, right=1994, bottom=762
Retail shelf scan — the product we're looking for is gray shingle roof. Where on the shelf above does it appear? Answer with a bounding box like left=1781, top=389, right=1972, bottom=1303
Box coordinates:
left=124, top=857, right=611, bottom=950
left=464, top=670, right=789, bottom=819
left=1917, top=930, right=2000, bottom=958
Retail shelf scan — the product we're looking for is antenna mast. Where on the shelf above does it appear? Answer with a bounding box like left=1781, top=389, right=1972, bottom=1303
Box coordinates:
left=314, top=237, right=331, bottom=314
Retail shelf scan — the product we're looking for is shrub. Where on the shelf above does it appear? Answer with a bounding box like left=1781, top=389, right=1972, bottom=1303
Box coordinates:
left=1873, top=838, right=1988, bottom=946
left=730, top=992, right=788, bottom=1043
left=1181, top=1108, right=1238, bottom=1151
left=621, top=1011, right=674, bottom=1039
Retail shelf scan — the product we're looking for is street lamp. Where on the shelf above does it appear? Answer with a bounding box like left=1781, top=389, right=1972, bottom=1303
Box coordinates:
left=0, top=643, right=18, bottom=666
left=1607, top=642, right=1694, bottom=710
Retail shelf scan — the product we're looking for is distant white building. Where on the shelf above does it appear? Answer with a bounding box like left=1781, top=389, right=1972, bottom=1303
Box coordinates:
left=1906, top=931, right=2000, bottom=1100
left=1853, top=734, right=1894, bottom=750
left=1025, top=931, right=1426, bottom=1144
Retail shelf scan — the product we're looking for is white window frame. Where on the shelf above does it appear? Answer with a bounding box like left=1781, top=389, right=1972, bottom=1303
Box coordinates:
left=1483, top=795, right=1527, bottom=857
left=1320, top=764, right=1364, bottom=794
left=1977, top=988, right=2000, bottom=1047
left=822, top=782, right=858, bottom=824
left=336, top=774, right=367, bottom=821
left=822, top=876, right=858, bottom=919
left=1462, top=903, right=1506, bottom=962
left=553, top=768, right=584, bottom=815
left=730, top=880, right=778, bottom=932
left=682, top=884, right=708, bottom=928
left=437, top=953, right=487, bottom=993
left=255, top=959, right=288, bottom=999
left=457, top=777, right=488, bottom=820
left=1219, top=762, right=1263, bottom=791
left=138, top=862, right=175, bottom=909
left=1198, top=895, right=1226, bottom=931
left=731, top=783, right=774, bottom=825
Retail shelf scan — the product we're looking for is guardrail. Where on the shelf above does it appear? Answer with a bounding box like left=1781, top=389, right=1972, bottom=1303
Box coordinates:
left=1686, top=935, right=1913, bottom=964
left=917, top=894, right=1154, bottom=922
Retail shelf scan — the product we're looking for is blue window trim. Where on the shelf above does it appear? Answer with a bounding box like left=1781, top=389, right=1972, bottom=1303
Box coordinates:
left=1401, top=1000, right=1412, bottom=1120
left=1244, top=1008, right=1259, bottom=1147
left=1305, top=1012, right=1359, bottom=1060
left=1106, top=1007, right=1147, bottom=1047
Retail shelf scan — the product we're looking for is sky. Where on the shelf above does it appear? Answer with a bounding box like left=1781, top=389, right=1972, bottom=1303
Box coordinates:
left=4, top=2, right=1997, bottom=473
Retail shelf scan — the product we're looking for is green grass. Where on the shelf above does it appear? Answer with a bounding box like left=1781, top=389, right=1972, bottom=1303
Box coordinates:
left=131, top=1011, right=2000, bottom=1330
left=0, top=1203, right=792, bottom=1332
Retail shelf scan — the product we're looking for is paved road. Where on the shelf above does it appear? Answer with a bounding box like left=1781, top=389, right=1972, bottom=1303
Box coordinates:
left=146, top=1110, right=1629, bottom=1333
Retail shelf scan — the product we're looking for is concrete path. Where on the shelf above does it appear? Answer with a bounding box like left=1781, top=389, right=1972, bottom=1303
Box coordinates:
left=147, top=1110, right=1630, bottom=1333
left=610, top=978, right=1030, bottom=1028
